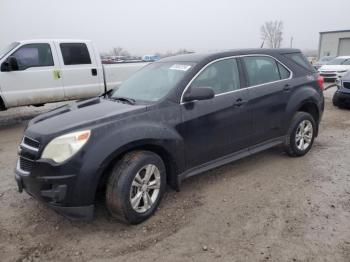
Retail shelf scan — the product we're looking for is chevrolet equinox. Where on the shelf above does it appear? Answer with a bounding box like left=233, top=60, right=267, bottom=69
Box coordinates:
left=15, top=49, right=325, bottom=224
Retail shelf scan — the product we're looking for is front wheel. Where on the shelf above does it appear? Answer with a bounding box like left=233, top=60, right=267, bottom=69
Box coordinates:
left=106, top=151, right=166, bottom=224
left=284, top=112, right=316, bottom=157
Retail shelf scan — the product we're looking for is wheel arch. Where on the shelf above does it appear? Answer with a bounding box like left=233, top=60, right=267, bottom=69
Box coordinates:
left=296, top=100, right=321, bottom=136
left=285, top=86, right=322, bottom=137
left=95, top=140, right=181, bottom=200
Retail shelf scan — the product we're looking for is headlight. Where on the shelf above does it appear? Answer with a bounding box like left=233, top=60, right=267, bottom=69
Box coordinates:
left=41, top=130, right=91, bottom=163
left=337, top=70, right=347, bottom=73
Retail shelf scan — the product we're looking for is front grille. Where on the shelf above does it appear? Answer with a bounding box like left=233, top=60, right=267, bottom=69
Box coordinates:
left=20, top=151, right=36, bottom=161
left=23, top=137, right=40, bottom=150
left=19, top=157, right=34, bottom=173
left=343, top=82, right=350, bottom=89
left=321, top=73, right=336, bottom=77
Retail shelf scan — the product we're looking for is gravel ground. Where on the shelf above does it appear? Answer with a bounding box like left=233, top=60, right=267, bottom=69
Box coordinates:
left=0, top=86, right=349, bottom=262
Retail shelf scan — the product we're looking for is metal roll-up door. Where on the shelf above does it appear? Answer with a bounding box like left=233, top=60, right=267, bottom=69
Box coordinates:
left=338, top=38, right=350, bottom=56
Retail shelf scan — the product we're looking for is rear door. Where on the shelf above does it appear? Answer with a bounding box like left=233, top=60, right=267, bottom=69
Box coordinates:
left=241, top=55, right=292, bottom=145
left=0, top=42, right=64, bottom=107
left=180, top=57, right=251, bottom=169
left=55, top=41, right=104, bottom=100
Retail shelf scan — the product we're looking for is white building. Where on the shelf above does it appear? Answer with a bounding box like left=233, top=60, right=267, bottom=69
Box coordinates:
left=318, top=30, right=350, bottom=58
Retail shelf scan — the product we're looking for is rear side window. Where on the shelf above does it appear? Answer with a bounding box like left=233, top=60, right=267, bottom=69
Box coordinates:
left=191, top=58, right=240, bottom=95
left=283, top=52, right=315, bottom=72
left=243, top=56, right=281, bottom=86
left=12, top=44, right=54, bottom=70
left=60, top=43, right=91, bottom=65
left=278, top=63, right=291, bottom=79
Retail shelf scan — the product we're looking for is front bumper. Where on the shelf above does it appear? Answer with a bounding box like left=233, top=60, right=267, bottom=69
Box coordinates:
left=14, top=137, right=98, bottom=220
left=333, top=90, right=350, bottom=107
left=15, top=165, right=94, bottom=220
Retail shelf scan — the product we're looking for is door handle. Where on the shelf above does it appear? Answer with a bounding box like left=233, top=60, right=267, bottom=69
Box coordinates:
left=283, top=84, right=291, bottom=92
left=233, top=98, right=247, bottom=107
left=91, top=68, right=97, bottom=76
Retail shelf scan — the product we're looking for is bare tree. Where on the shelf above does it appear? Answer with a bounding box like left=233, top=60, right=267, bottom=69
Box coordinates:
left=111, top=46, right=130, bottom=57
left=261, top=21, right=284, bottom=48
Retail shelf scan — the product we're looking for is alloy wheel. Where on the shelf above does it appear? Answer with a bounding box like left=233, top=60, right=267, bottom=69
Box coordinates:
left=129, top=164, right=161, bottom=213
left=295, top=120, right=313, bottom=151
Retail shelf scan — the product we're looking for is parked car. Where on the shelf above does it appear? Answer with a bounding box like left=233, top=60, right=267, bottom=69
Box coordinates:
left=333, top=71, right=350, bottom=108
left=318, top=56, right=350, bottom=81
left=0, top=39, right=148, bottom=110
left=314, top=56, right=335, bottom=70
left=142, top=55, right=160, bottom=62
left=15, top=49, right=324, bottom=224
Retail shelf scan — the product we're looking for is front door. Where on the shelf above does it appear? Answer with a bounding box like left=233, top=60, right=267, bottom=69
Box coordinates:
left=180, top=57, right=251, bottom=169
left=0, top=42, right=64, bottom=107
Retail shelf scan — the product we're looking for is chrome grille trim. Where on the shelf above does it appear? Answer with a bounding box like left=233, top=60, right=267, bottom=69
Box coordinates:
left=21, top=136, right=40, bottom=152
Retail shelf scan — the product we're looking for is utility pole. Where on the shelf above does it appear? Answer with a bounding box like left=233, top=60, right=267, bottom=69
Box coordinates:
left=290, top=37, right=294, bottom=48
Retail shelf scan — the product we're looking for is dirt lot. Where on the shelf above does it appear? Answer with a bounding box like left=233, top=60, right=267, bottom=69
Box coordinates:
left=0, top=87, right=349, bottom=262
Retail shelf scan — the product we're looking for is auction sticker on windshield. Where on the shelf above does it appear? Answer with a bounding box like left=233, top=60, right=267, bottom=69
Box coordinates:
left=169, top=64, right=192, bottom=71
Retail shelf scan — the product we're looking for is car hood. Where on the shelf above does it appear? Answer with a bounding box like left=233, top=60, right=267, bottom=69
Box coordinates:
left=25, top=97, right=148, bottom=139
left=319, top=65, right=350, bottom=71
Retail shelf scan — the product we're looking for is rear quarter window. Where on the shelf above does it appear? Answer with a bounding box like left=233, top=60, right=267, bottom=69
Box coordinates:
left=283, top=52, right=315, bottom=73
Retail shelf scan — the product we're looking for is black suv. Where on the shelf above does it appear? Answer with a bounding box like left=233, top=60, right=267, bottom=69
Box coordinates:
left=15, top=49, right=325, bottom=224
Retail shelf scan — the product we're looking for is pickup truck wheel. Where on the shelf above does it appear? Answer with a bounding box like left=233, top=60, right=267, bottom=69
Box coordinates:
left=0, top=97, right=6, bottom=111
left=106, top=151, right=166, bottom=224
left=284, top=112, right=316, bottom=157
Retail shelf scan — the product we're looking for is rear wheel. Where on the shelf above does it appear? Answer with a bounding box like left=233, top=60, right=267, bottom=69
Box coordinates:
left=284, top=112, right=316, bottom=157
left=106, top=151, right=166, bottom=224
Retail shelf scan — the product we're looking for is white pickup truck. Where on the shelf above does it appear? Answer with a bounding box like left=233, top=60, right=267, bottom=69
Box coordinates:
left=0, top=39, right=148, bottom=110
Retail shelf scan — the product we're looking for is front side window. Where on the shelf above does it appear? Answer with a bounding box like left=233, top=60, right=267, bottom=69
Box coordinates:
left=111, top=62, right=195, bottom=102
left=60, top=43, right=91, bottom=65
left=191, top=58, right=240, bottom=95
left=12, top=44, right=54, bottom=70
left=243, top=56, right=281, bottom=86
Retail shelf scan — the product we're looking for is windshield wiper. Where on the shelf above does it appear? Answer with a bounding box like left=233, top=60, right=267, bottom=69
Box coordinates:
left=110, top=96, right=136, bottom=105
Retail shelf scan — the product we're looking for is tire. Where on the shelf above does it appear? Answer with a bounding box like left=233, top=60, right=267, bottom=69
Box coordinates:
left=284, top=112, right=316, bottom=157
left=332, top=93, right=339, bottom=107
left=106, top=150, right=166, bottom=224
left=0, top=96, right=6, bottom=111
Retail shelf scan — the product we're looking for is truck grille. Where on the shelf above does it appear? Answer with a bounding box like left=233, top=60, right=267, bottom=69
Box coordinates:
left=19, top=157, right=34, bottom=173
left=343, top=82, right=350, bottom=89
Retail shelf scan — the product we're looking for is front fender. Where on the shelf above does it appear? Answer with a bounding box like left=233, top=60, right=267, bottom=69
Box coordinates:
left=76, top=120, right=184, bottom=203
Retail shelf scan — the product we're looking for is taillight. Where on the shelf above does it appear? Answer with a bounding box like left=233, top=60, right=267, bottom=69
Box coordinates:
left=317, top=75, right=324, bottom=91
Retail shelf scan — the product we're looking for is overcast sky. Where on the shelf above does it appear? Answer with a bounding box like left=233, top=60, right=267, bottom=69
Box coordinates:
left=1, top=0, right=350, bottom=55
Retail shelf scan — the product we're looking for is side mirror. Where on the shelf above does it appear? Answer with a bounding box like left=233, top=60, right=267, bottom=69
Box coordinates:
left=1, top=56, right=19, bottom=72
left=183, top=86, right=215, bottom=102
left=8, top=56, right=19, bottom=71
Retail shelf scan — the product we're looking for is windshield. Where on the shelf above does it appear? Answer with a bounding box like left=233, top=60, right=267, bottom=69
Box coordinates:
left=0, top=42, right=20, bottom=60
left=320, top=56, right=335, bottom=62
left=328, top=58, right=349, bottom=65
left=111, top=62, right=195, bottom=102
